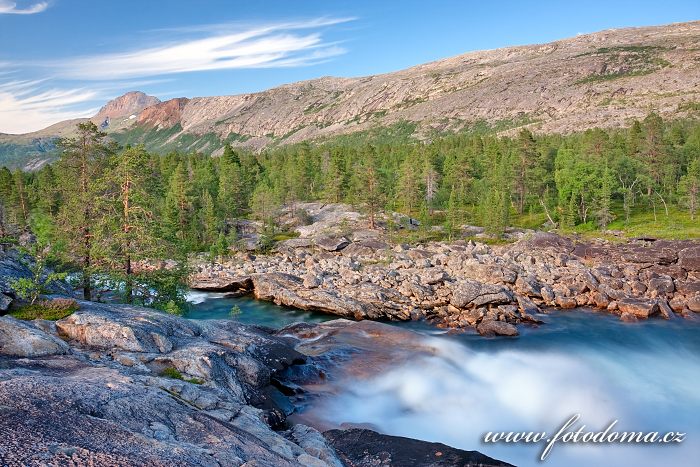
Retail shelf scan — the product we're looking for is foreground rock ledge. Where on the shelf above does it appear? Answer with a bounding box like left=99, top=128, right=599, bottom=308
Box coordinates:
left=0, top=303, right=507, bottom=466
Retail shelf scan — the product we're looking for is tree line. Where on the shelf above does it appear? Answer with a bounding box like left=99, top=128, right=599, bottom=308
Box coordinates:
left=1, top=114, right=699, bottom=305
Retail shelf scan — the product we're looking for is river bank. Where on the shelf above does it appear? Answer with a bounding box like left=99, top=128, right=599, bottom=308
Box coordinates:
left=190, top=204, right=700, bottom=337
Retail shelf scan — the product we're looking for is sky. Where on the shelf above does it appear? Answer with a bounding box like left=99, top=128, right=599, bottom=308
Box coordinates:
left=0, top=0, right=699, bottom=134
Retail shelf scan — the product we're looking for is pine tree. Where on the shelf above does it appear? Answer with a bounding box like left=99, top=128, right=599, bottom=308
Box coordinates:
left=94, top=145, right=160, bottom=303
left=218, top=158, right=244, bottom=220
left=423, top=156, right=440, bottom=216
left=251, top=182, right=278, bottom=228
left=11, top=169, right=29, bottom=227
left=515, top=129, right=537, bottom=214
left=353, top=145, right=384, bottom=229
left=395, top=150, right=422, bottom=215
left=595, top=165, right=615, bottom=229
left=680, top=158, right=700, bottom=220
left=200, top=189, right=219, bottom=246
left=163, top=162, right=193, bottom=246
left=323, top=149, right=348, bottom=203
left=55, top=122, right=113, bottom=300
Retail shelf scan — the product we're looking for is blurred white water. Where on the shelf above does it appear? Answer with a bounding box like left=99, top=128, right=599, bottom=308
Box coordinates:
left=310, top=322, right=700, bottom=467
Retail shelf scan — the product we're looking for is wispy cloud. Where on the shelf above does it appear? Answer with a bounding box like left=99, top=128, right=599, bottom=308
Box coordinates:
left=0, top=0, right=48, bottom=15
left=53, top=17, right=354, bottom=80
left=0, top=80, right=98, bottom=133
left=1, top=17, right=354, bottom=133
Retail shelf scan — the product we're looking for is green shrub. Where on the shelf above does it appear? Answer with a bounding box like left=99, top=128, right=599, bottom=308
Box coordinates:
left=10, top=298, right=79, bottom=321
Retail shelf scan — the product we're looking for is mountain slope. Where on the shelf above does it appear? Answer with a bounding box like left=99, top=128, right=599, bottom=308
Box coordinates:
left=3, top=21, right=700, bottom=169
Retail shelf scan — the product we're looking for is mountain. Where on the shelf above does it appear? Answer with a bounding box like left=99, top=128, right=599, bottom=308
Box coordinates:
left=3, top=21, right=700, bottom=169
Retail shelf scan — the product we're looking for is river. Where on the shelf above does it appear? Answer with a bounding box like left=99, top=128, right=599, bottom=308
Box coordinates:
left=186, top=290, right=700, bottom=467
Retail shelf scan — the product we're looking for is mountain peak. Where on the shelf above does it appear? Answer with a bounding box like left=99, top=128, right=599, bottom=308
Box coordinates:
left=94, top=91, right=161, bottom=121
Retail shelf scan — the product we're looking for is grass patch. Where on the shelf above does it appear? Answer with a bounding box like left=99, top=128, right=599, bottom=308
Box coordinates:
left=271, top=231, right=300, bottom=242
left=160, top=367, right=204, bottom=385
left=10, top=298, right=78, bottom=321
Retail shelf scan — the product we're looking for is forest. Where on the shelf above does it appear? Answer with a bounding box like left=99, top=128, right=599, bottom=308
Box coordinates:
left=1, top=114, right=699, bottom=310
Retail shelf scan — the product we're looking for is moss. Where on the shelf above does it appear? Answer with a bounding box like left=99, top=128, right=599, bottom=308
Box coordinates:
left=160, top=367, right=204, bottom=385
left=10, top=298, right=78, bottom=321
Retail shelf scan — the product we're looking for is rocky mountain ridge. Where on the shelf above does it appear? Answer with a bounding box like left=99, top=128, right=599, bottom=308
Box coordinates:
left=2, top=20, right=700, bottom=169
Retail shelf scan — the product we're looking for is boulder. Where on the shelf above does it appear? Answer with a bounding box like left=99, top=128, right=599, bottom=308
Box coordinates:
left=620, top=244, right=677, bottom=265
left=476, top=319, right=519, bottom=337
left=189, top=275, right=252, bottom=292
left=687, top=295, right=700, bottom=313
left=678, top=246, right=700, bottom=272
left=0, top=316, right=69, bottom=357
left=657, top=299, right=675, bottom=319
left=324, top=428, right=512, bottom=467
left=315, top=236, right=350, bottom=252
left=450, top=280, right=513, bottom=309
left=617, top=298, right=659, bottom=319
left=0, top=292, right=11, bottom=312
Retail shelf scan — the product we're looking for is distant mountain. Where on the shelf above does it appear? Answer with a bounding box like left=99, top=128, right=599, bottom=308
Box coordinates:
left=3, top=21, right=700, bottom=169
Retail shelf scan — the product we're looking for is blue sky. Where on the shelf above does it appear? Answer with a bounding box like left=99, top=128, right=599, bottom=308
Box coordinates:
left=0, top=0, right=698, bottom=133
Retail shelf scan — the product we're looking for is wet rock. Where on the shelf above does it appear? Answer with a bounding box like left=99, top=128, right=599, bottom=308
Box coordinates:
left=476, top=319, right=519, bottom=337
left=324, top=428, right=512, bottom=467
left=657, top=299, right=675, bottom=319
left=555, top=295, right=577, bottom=309
left=516, top=294, right=541, bottom=315
left=617, top=298, right=659, bottom=319
left=0, top=316, right=69, bottom=357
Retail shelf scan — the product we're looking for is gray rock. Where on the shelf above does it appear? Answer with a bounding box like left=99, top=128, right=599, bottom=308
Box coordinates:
left=450, top=279, right=513, bottom=308
left=476, top=319, right=519, bottom=337
left=0, top=316, right=69, bottom=357
left=316, top=236, right=350, bottom=252
left=0, top=292, right=11, bottom=312
left=325, top=428, right=512, bottom=467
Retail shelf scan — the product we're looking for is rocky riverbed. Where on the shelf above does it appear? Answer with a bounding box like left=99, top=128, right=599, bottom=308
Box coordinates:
left=0, top=302, right=510, bottom=466
left=190, top=204, right=700, bottom=337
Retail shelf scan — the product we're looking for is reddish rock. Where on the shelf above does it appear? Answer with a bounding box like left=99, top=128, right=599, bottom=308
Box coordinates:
left=678, top=246, right=700, bottom=272
left=617, top=298, right=659, bottom=319
left=555, top=295, right=577, bottom=309
left=687, top=295, right=700, bottom=313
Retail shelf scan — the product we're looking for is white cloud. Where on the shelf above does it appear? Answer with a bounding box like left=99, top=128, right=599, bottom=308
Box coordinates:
left=1, top=17, right=354, bottom=133
left=53, top=18, right=353, bottom=80
left=0, top=80, right=98, bottom=133
left=0, top=0, right=48, bottom=14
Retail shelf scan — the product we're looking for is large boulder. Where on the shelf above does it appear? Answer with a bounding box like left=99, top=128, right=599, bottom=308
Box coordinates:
left=0, top=293, right=11, bottom=312
left=476, top=319, right=519, bottom=337
left=617, top=298, right=659, bottom=319
left=324, top=428, right=512, bottom=467
left=0, top=316, right=69, bottom=357
left=189, top=274, right=252, bottom=292
left=679, top=246, right=700, bottom=272
left=450, top=279, right=513, bottom=309
left=316, top=236, right=350, bottom=252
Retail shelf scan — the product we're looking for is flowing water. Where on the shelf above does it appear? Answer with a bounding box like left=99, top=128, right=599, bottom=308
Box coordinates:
left=187, top=291, right=700, bottom=467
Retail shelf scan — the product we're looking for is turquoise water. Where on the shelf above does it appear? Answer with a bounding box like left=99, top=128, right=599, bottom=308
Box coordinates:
left=186, top=291, right=700, bottom=467
left=184, top=290, right=334, bottom=327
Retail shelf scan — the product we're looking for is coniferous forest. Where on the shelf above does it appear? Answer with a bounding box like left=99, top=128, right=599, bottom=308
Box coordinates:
left=1, top=114, right=700, bottom=309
